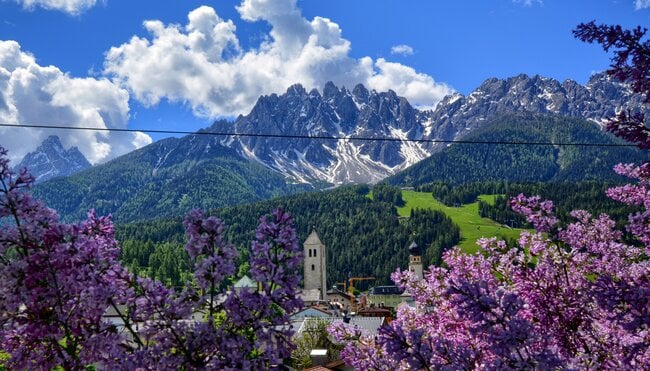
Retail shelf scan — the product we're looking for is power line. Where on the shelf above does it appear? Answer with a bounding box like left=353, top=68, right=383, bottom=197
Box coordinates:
left=0, top=122, right=639, bottom=148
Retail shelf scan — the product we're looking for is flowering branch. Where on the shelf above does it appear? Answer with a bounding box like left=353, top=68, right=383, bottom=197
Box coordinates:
left=0, top=145, right=304, bottom=369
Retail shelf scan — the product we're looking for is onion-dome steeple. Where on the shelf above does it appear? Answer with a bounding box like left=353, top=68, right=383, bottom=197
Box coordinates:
left=408, top=241, right=421, bottom=256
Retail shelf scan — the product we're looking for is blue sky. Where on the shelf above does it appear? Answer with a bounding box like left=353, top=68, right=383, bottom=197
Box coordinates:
left=0, top=0, right=648, bottom=163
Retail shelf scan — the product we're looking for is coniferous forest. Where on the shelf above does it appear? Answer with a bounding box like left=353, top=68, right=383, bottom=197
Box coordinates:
left=387, top=114, right=645, bottom=187
left=117, top=185, right=460, bottom=286
left=116, top=179, right=640, bottom=288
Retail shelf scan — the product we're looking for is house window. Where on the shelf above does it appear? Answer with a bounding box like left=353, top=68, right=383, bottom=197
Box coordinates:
left=311, top=264, right=315, bottom=271
left=314, top=249, right=317, bottom=257
left=309, top=249, right=312, bottom=257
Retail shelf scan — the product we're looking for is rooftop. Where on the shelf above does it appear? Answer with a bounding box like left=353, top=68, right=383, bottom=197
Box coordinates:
left=294, top=316, right=385, bottom=338
left=369, top=285, right=404, bottom=295
left=233, top=275, right=256, bottom=289
left=408, top=241, right=421, bottom=256
left=300, top=288, right=322, bottom=302
left=304, top=229, right=324, bottom=246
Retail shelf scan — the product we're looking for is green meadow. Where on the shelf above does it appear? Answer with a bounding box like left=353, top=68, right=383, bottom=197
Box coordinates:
left=396, top=190, right=526, bottom=254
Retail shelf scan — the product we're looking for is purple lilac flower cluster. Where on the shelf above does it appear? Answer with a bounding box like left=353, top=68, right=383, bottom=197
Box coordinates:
left=330, top=21, right=650, bottom=370
left=332, top=188, right=649, bottom=369
left=0, top=145, right=303, bottom=369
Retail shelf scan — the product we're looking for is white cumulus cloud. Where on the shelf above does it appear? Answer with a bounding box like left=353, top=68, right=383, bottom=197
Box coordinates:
left=0, top=40, right=152, bottom=165
left=11, top=0, right=100, bottom=15
left=368, top=59, right=450, bottom=106
left=635, top=0, right=650, bottom=9
left=391, top=44, right=414, bottom=56
left=104, top=0, right=453, bottom=116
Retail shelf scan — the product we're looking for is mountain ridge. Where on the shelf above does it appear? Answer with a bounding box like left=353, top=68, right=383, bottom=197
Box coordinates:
left=224, top=81, right=425, bottom=184
left=218, top=72, right=647, bottom=184
left=421, top=73, right=646, bottom=142
left=15, top=135, right=91, bottom=183
left=32, top=73, right=648, bottom=223
left=33, top=133, right=308, bottom=223
left=386, top=113, right=645, bottom=186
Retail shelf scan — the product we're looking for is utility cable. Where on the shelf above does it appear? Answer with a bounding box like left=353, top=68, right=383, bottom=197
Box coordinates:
left=0, top=123, right=639, bottom=148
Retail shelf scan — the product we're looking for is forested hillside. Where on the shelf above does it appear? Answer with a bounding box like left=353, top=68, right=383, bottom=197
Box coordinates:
left=33, top=134, right=307, bottom=223
left=116, top=185, right=460, bottom=286
left=477, top=182, right=637, bottom=227
left=115, top=178, right=639, bottom=287
left=420, top=181, right=637, bottom=227
left=387, top=113, right=645, bottom=186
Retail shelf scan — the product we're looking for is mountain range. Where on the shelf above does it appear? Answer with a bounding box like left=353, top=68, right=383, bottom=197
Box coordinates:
left=220, top=72, right=647, bottom=184
left=29, top=72, right=647, bottom=222
left=33, top=133, right=307, bottom=223
left=224, top=82, right=424, bottom=184
left=422, top=73, right=646, bottom=141
left=386, top=113, right=644, bottom=186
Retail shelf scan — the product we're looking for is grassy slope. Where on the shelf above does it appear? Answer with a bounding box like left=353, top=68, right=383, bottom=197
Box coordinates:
left=396, top=190, right=526, bottom=253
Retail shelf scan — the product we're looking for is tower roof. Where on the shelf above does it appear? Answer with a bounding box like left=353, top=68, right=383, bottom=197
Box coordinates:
left=408, top=241, right=421, bottom=256
left=234, top=275, right=256, bottom=289
left=304, top=229, right=323, bottom=246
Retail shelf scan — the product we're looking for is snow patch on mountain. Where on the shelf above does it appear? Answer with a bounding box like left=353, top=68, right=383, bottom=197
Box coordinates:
left=324, top=140, right=394, bottom=184
left=214, top=74, right=647, bottom=185
left=390, top=128, right=429, bottom=166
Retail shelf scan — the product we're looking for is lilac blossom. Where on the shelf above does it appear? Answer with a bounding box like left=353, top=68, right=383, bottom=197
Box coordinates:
left=0, top=145, right=304, bottom=369
left=331, top=22, right=649, bottom=369
left=332, top=193, right=649, bottom=369
left=110, top=208, right=304, bottom=369
left=509, top=194, right=558, bottom=233
left=0, top=147, right=131, bottom=369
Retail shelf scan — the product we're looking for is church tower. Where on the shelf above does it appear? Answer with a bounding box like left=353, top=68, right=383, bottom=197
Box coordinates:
left=408, top=242, right=423, bottom=281
left=304, top=229, right=327, bottom=300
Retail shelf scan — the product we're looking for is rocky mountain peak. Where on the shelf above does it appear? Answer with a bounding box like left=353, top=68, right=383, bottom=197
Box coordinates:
left=211, top=73, right=646, bottom=185
left=352, top=83, right=370, bottom=102
left=424, top=72, right=649, bottom=144
left=322, top=81, right=340, bottom=100
left=286, top=83, right=307, bottom=97
left=16, top=135, right=91, bottom=183
left=224, top=81, right=426, bottom=184
left=308, top=88, right=321, bottom=99
left=41, top=135, right=66, bottom=152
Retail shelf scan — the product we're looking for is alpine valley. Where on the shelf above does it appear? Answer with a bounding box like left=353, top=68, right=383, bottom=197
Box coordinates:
left=32, top=73, right=648, bottom=223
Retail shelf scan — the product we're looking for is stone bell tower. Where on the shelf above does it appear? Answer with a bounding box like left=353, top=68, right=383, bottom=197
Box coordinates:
left=408, top=241, right=423, bottom=281
left=304, top=229, right=327, bottom=300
